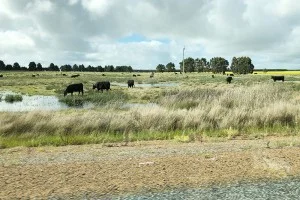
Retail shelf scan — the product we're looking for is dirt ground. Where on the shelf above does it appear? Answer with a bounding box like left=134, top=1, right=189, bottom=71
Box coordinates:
left=1, top=137, right=300, bottom=199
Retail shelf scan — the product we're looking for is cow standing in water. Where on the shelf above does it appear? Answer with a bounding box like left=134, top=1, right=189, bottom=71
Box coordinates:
left=93, top=81, right=111, bottom=92
left=127, top=80, right=135, bottom=88
left=64, top=83, right=84, bottom=96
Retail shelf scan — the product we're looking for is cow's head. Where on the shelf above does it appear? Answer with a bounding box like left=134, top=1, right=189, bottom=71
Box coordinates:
left=92, top=84, right=96, bottom=89
left=64, top=90, right=68, bottom=97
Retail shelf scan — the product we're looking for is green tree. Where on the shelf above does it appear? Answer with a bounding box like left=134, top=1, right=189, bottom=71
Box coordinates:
left=79, top=64, right=85, bottom=72
left=48, top=63, right=59, bottom=71
left=37, top=63, right=43, bottom=71
left=0, top=60, right=5, bottom=70
left=179, top=57, right=195, bottom=72
left=28, top=62, right=37, bottom=71
left=13, top=62, right=21, bottom=70
left=96, top=65, right=104, bottom=72
left=166, top=62, right=176, bottom=72
left=5, top=64, right=13, bottom=70
left=156, top=64, right=166, bottom=72
left=210, top=57, right=229, bottom=74
left=230, top=57, right=254, bottom=74
left=60, top=64, right=72, bottom=71
left=195, top=58, right=209, bottom=72
left=105, top=65, right=114, bottom=72
left=72, top=64, right=79, bottom=71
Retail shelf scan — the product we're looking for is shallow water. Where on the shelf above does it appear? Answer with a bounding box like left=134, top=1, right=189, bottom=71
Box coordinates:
left=110, top=178, right=300, bottom=200
left=0, top=91, right=92, bottom=112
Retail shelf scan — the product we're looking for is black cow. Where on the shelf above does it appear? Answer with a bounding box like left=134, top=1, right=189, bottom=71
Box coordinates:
left=271, top=76, right=284, bottom=82
left=229, top=74, right=234, bottom=76
left=127, top=80, right=135, bottom=88
left=133, top=74, right=137, bottom=77
left=62, top=74, right=67, bottom=76
left=64, top=83, right=84, bottom=96
left=0, top=74, right=3, bottom=78
left=93, top=81, right=111, bottom=92
left=71, top=74, right=80, bottom=78
left=150, top=75, right=154, bottom=78
left=212, top=75, right=215, bottom=78
left=226, top=77, right=233, bottom=84
left=32, top=74, right=36, bottom=77
left=102, top=74, right=106, bottom=76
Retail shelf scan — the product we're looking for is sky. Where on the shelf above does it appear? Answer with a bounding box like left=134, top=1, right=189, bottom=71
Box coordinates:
left=1, top=0, right=300, bottom=70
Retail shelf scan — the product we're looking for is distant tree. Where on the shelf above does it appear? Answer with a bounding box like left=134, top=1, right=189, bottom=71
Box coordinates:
left=179, top=57, right=195, bottom=72
left=230, top=57, right=254, bottom=74
left=210, top=57, right=229, bottom=74
left=5, top=64, right=13, bottom=70
left=37, top=63, right=43, bottom=71
left=13, top=62, right=21, bottom=70
left=60, top=64, right=72, bottom=71
left=72, top=64, right=79, bottom=71
left=156, top=64, right=166, bottom=72
left=195, top=58, right=209, bottom=72
left=79, top=64, right=85, bottom=72
left=48, top=63, right=59, bottom=71
left=0, top=60, right=6, bottom=70
left=166, top=62, right=176, bottom=72
left=86, top=65, right=95, bottom=72
left=96, top=65, right=104, bottom=72
left=105, top=65, right=114, bottom=72
left=28, top=62, right=37, bottom=71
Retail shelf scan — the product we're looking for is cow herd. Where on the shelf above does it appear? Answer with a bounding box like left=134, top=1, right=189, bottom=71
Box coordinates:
left=64, top=80, right=135, bottom=96
left=63, top=74, right=286, bottom=96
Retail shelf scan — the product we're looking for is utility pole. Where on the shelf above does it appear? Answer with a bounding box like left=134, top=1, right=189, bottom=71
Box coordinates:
left=182, top=46, right=185, bottom=73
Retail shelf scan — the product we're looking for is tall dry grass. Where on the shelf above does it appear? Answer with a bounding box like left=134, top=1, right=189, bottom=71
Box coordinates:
left=0, top=83, right=299, bottom=147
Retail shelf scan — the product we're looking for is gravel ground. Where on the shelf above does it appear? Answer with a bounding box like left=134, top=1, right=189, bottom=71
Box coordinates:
left=1, top=137, right=300, bottom=199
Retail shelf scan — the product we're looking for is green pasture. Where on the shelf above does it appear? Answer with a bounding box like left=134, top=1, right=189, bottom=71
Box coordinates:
left=1, top=71, right=300, bottom=148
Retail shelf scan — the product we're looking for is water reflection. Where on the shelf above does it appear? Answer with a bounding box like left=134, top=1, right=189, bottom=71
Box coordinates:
left=0, top=91, right=92, bottom=112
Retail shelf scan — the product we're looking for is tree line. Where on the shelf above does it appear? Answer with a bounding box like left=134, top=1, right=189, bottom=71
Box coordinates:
left=0, top=60, right=133, bottom=72
left=156, top=56, right=255, bottom=74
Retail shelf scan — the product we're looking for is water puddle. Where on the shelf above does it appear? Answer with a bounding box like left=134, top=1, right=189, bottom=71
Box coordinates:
left=0, top=91, right=92, bottom=112
left=112, top=82, right=179, bottom=88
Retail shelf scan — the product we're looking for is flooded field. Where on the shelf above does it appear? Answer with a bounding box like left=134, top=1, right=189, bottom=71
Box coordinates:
left=0, top=92, right=92, bottom=112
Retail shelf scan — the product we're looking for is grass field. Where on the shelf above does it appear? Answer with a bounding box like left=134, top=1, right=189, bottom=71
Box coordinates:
left=1, top=71, right=300, bottom=148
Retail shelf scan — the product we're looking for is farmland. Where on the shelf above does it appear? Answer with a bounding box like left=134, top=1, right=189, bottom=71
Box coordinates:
left=1, top=71, right=300, bottom=148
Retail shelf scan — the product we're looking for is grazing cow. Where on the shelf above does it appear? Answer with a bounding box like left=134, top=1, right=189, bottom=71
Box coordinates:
left=133, top=74, right=137, bottom=77
left=32, top=74, right=36, bottom=77
left=102, top=74, right=106, bottom=76
left=150, top=75, right=154, bottom=78
left=175, top=72, right=178, bottom=75
left=93, top=81, right=111, bottom=92
left=64, top=83, right=84, bottom=96
left=127, top=80, right=134, bottom=88
left=62, top=74, right=67, bottom=76
left=212, top=75, right=215, bottom=78
left=137, top=74, right=141, bottom=76
left=229, top=74, right=234, bottom=76
left=71, top=74, right=80, bottom=78
left=254, top=73, right=258, bottom=74
left=271, top=76, right=284, bottom=82
left=0, top=74, right=3, bottom=78
left=226, top=77, right=233, bottom=84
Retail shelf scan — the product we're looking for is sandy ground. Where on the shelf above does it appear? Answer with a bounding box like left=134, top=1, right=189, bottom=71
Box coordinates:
left=1, top=137, right=300, bottom=199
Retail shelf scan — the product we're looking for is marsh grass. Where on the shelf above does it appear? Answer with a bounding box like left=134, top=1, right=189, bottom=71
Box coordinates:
left=4, top=94, right=23, bottom=103
left=58, top=90, right=129, bottom=106
left=2, top=72, right=300, bottom=148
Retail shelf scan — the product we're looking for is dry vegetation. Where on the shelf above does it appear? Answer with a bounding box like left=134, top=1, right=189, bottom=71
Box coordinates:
left=1, top=71, right=300, bottom=148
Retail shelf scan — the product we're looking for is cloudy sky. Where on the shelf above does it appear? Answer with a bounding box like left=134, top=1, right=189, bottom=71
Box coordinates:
left=1, top=0, right=300, bottom=69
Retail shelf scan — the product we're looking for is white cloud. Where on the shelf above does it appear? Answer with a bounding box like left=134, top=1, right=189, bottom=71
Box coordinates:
left=1, top=0, right=300, bottom=69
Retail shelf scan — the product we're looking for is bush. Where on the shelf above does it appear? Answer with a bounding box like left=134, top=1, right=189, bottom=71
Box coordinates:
left=4, top=94, right=23, bottom=103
